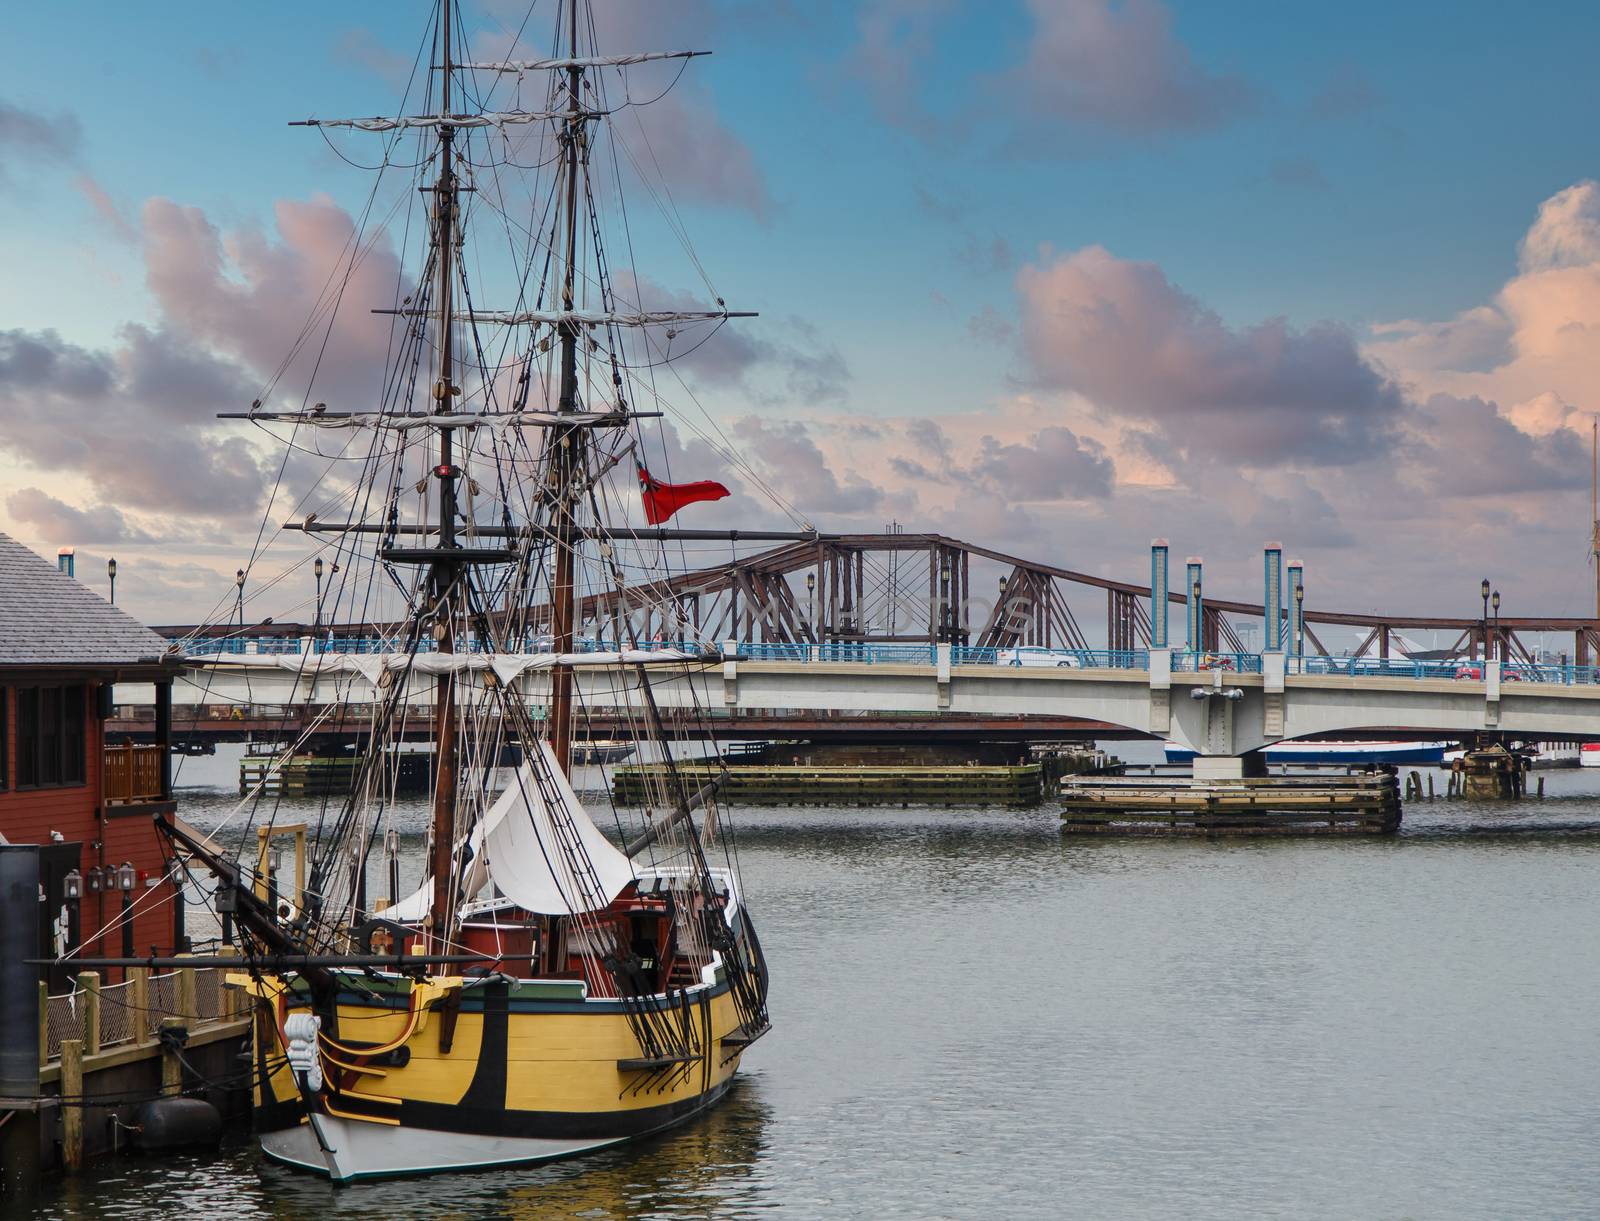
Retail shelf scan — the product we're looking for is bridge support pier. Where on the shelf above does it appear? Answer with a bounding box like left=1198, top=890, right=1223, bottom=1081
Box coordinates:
left=1191, top=753, right=1268, bottom=781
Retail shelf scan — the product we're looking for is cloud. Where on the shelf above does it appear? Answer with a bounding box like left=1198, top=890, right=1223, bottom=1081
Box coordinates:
left=477, top=0, right=772, bottom=219
left=1366, top=307, right=1513, bottom=379
left=1015, top=245, right=1404, bottom=464
left=618, top=274, right=848, bottom=406
left=1410, top=394, right=1587, bottom=497
left=141, top=194, right=411, bottom=409
left=733, top=417, right=883, bottom=515
left=0, top=99, right=80, bottom=183
left=74, top=174, right=136, bottom=242
left=971, top=426, right=1114, bottom=501
left=1518, top=181, right=1600, bottom=273
left=843, top=0, right=959, bottom=134
left=1000, top=0, right=1255, bottom=140
left=5, top=489, right=157, bottom=545
left=1369, top=181, right=1600, bottom=432
left=0, top=326, right=265, bottom=519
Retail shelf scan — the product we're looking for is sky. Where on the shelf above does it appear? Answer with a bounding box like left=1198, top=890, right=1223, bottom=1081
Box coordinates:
left=4, top=0, right=1600, bottom=632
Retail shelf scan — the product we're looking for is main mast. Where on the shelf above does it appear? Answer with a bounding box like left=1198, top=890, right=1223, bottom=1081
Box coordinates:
left=428, top=0, right=462, bottom=946
left=549, top=0, right=583, bottom=776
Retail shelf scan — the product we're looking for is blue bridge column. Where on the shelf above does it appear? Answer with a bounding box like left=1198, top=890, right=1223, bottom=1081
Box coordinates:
left=1287, top=559, right=1304, bottom=663
left=1263, top=541, right=1283, bottom=653
left=1150, top=539, right=1169, bottom=649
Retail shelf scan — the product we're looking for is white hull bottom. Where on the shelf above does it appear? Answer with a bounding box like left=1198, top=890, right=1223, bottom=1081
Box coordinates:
left=262, top=1117, right=627, bottom=1183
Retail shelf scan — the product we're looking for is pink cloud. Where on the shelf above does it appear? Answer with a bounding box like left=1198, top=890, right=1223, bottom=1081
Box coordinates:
left=1000, top=0, right=1255, bottom=139
left=141, top=194, right=411, bottom=409
left=1015, top=245, right=1403, bottom=464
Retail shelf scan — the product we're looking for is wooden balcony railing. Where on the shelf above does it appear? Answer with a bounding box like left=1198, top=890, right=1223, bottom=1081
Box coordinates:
left=103, top=743, right=164, bottom=804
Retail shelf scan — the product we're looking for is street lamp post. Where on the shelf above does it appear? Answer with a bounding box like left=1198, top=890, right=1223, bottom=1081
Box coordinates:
left=1492, top=589, right=1501, bottom=664
left=236, top=568, right=246, bottom=629
left=1480, top=578, right=1491, bottom=662
left=107, top=557, right=117, bottom=607
left=806, top=571, right=816, bottom=643
left=314, top=557, right=324, bottom=631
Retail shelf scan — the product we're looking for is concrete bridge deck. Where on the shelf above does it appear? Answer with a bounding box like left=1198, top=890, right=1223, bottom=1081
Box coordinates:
left=124, top=642, right=1600, bottom=771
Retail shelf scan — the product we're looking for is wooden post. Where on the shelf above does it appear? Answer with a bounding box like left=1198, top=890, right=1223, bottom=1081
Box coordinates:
left=77, top=971, right=101, bottom=1057
left=37, top=983, right=48, bottom=1068
left=177, top=966, right=197, bottom=1025
left=160, top=1018, right=184, bottom=1097
left=218, top=946, right=238, bottom=1019
left=60, top=1038, right=84, bottom=1169
left=128, top=967, right=149, bottom=1045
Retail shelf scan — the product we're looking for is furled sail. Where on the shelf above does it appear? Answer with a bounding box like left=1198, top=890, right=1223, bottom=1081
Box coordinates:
left=191, top=649, right=700, bottom=681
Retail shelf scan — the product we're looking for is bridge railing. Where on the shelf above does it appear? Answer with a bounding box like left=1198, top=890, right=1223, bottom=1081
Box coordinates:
left=175, top=636, right=1600, bottom=686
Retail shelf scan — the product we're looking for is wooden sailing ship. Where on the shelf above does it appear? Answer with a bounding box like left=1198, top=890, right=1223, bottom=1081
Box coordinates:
left=151, top=0, right=772, bottom=1181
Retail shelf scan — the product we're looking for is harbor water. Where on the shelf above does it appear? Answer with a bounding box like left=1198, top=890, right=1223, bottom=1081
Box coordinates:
left=30, top=749, right=1600, bottom=1219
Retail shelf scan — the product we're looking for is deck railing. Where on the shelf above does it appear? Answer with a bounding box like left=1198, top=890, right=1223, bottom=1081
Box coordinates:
left=39, top=966, right=240, bottom=1066
left=103, top=743, right=164, bottom=803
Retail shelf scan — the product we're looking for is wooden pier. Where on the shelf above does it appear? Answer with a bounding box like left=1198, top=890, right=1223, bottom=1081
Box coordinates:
left=614, top=762, right=1045, bottom=807
left=4, top=963, right=252, bottom=1178
left=1059, top=773, right=1401, bottom=835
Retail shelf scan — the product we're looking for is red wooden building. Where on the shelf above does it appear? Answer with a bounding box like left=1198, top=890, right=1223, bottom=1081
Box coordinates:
left=0, top=536, right=181, bottom=975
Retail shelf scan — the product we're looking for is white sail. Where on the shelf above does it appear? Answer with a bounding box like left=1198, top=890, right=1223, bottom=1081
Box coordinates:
left=384, top=741, right=636, bottom=920
left=482, top=742, right=637, bottom=916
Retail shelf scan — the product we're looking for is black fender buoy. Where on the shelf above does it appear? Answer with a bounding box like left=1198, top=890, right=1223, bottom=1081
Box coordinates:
left=132, top=1097, right=223, bottom=1151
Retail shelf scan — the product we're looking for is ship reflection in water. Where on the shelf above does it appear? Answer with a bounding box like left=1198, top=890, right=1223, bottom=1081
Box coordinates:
left=262, top=1082, right=773, bottom=1218
left=41, top=1082, right=772, bottom=1220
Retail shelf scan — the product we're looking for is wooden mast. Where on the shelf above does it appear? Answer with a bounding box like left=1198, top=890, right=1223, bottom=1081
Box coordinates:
left=549, top=0, right=583, bottom=776
left=428, top=0, right=462, bottom=947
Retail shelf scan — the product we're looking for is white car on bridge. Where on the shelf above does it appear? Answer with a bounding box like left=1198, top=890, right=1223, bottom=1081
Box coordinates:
left=998, top=646, right=1083, bottom=668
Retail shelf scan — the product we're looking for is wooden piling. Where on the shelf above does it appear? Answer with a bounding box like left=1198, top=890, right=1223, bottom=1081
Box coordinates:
left=160, top=1018, right=184, bottom=1097
left=128, top=968, right=149, bottom=1045
left=59, top=1039, right=83, bottom=1170
left=77, top=972, right=100, bottom=1057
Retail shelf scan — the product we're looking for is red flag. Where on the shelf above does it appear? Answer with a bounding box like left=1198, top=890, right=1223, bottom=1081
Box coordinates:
left=637, top=466, right=731, bottom=525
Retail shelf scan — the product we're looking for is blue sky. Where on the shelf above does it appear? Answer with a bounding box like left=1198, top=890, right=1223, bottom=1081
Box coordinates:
left=4, top=0, right=1600, bottom=622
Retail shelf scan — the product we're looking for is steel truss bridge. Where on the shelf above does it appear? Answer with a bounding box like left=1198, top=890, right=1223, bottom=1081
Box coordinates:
left=135, top=532, right=1600, bottom=766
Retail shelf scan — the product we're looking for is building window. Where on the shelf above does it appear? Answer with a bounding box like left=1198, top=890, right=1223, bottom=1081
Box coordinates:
left=16, top=685, right=86, bottom=788
left=0, top=689, right=7, bottom=790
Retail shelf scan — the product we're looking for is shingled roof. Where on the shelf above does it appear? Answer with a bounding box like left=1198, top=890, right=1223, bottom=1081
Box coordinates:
left=0, top=534, right=173, bottom=669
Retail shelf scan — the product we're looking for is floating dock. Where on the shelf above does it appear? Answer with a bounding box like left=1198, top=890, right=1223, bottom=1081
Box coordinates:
left=614, top=762, right=1045, bottom=807
left=1059, top=773, right=1401, bottom=835
left=240, top=750, right=432, bottom=796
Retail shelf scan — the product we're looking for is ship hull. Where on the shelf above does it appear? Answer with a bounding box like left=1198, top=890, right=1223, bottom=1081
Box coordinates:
left=1164, top=740, right=1452, bottom=765
left=247, top=967, right=757, bottom=1183
left=260, top=1078, right=735, bottom=1181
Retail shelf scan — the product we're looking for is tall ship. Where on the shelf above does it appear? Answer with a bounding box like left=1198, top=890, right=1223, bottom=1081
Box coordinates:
left=153, top=0, right=771, bottom=1181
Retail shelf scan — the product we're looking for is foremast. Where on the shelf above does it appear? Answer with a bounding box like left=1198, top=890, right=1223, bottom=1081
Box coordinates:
left=549, top=0, right=584, bottom=779
left=427, top=0, right=463, bottom=950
